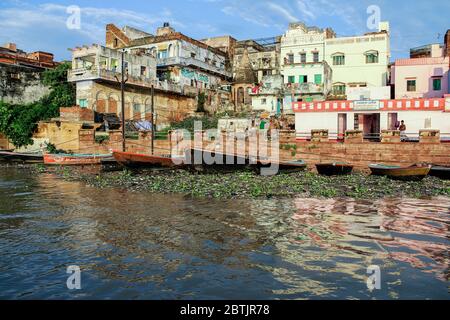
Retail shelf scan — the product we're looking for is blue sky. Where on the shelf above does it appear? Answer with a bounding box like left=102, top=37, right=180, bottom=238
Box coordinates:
left=0, top=0, right=449, bottom=61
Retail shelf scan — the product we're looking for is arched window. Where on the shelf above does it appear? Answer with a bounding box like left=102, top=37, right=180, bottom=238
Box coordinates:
left=168, top=44, right=174, bottom=57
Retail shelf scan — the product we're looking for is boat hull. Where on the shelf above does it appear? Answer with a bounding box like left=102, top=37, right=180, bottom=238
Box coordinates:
left=0, top=151, right=43, bottom=163
left=113, top=151, right=181, bottom=168
left=186, top=149, right=307, bottom=174
left=44, top=154, right=112, bottom=166
left=316, top=163, right=354, bottom=176
left=429, top=166, right=450, bottom=180
left=259, top=159, right=307, bottom=173
left=369, top=164, right=431, bottom=181
left=185, top=148, right=252, bottom=172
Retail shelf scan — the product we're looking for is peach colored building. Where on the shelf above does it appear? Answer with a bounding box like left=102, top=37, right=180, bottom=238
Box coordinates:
left=392, top=56, right=449, bottom=99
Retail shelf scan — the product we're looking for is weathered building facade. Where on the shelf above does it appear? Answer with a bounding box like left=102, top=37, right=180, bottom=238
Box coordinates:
left=69, top=23, right=234, bottom=128
left=281, top=22, right=334, bottom=103
left=250, top=75, right=284, bottom=114
left=107, top=23, right=231, bottom=90
left=0, top=43, right=57, bottom=104
left=233, top=39, right=280, bottom=83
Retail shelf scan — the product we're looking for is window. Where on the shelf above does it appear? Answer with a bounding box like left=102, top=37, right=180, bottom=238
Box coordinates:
left=433, top=78, right=442, bottom=91
left=365, top=51, right=379, bottom=64
left=261, top=98, right=267, bottom=105
left=332, top=54, right=345, bottom=65
left=333, top=84, right=346, bottom=95
left=287, top=54, right=294, bottom=64
left=407, top=80, right=416, bottom=92
left=191, top=52, right=196, bottom=59
left=299, top=75, right=308, bottom=83
left=300, top=53, right=306, bottom=63
left=313, top=52, right=319, bottom=63
left=314, top=74, right=322, bottom=85
left=114, top=38, right=119, bottom=47
left=158, top=50, right=168, bottom=59
left=288, top=76, right=295, bottom=84
left=140, top=66, right=147, bottom=76
left=79, top=99, right=88, bottom=108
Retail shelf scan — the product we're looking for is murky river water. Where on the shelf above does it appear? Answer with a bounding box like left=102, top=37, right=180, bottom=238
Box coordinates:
left=0, top=167, right=448, bottom=300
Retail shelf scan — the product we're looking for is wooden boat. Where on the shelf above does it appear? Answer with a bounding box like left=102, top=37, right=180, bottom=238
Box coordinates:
left=258, top=159, right=307, bottom=172
left=369, top=164, right=431, bottom=181
left=429, top=165, right=450, bottom=180
left=113, top=151, right=182, bottom=168
left=316, top=162, right=354, bottom=176
left=186, top=148, right=252, bottom=171
left=44, top=153, right=112, bottom=166
left=0, top=151, right=43, bottom=163
left=186, top=148, right=307, bottom=174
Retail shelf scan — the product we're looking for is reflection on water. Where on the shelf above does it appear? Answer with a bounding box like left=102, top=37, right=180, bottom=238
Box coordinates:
left=0, top=167, right=448, bottom=300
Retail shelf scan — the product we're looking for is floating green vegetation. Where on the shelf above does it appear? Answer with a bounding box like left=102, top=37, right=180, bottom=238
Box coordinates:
left=48, top=167, right=450, bottom=200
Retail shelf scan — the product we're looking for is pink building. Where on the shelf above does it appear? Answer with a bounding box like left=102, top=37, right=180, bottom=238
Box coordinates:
left=392, top=55, right=449, bottom=99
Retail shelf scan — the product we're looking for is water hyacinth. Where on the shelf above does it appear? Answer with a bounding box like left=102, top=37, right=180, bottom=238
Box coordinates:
left=47, top=166, right=450, bottom=200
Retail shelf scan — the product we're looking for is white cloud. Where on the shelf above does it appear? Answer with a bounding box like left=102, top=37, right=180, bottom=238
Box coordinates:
left=266, top=2, right=298, bottom=22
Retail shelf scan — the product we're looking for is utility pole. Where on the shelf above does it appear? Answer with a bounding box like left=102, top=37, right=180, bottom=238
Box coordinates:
left=151, top=84, right=155, bottom=155
left=115, top=50, right=128, bottom=152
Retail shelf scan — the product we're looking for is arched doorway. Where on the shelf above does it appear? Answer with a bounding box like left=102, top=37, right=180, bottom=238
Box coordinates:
left=108, top=93, right=119, bottom=115
left=95, top=91, right=107, bottom=113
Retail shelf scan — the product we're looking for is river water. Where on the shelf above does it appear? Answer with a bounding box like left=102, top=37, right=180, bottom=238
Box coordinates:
left=0, top=167, right=448, bottom=300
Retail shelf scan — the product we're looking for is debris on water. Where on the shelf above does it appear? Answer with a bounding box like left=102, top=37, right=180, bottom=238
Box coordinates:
left=24, top=165, right=450, bottom=200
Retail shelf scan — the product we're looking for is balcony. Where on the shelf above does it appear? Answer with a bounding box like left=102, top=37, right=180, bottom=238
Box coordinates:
left=68, top=67, right=182, bottom=94
left=285, top=82, right=324, bottom=94
left=157, top=56, right=232, bottom=78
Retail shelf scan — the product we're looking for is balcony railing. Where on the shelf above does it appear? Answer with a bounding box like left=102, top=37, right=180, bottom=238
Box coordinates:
left=157, top=56, right=232, bottom=78
left=285, top=83, right=324, bottom=94
left=68, top=67, right=182, bottom=94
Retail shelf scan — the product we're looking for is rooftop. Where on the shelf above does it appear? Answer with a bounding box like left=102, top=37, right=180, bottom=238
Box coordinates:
left=395, top=56, right=449, bottom=66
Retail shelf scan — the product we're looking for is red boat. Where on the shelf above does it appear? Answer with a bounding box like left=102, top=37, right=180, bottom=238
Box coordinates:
left=44, top=153, right=112, bottom=166
left=113, top=151, right=183, bottom=168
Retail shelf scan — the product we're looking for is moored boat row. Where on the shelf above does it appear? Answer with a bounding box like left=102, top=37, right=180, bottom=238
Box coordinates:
left=1, top=149, right=449, bottom=180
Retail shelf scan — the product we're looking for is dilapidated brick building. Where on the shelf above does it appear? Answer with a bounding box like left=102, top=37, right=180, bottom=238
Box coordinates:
left=0, top=43, right=58, bottom=104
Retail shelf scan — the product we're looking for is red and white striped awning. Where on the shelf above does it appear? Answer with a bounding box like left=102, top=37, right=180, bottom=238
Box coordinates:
left=293, top=98, right=446, bottom=113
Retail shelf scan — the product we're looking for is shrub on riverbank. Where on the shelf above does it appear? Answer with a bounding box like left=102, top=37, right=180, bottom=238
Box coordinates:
left=0, top=63, right=75, bottom=147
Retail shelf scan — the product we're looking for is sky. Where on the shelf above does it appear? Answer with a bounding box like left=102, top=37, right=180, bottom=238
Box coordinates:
left=0, top=0, right=449, bottom=61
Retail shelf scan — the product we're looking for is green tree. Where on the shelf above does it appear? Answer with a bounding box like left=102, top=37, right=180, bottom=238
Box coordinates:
left=0, top=62, right=76, bottom=147
left=42, top=62, right=76, bottom=109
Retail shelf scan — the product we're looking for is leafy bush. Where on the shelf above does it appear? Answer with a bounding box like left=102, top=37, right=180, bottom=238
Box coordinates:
left=0, top=62, right=75, bottom=147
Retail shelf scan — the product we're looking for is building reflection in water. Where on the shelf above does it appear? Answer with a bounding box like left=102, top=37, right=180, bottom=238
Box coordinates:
left=27, top=171, right=449, bottom=299
left=291, top=197, right=449, bottom=283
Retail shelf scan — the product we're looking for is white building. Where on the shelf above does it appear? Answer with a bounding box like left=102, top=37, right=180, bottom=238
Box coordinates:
left=250, top=75, right=284, bottom=114
left=325, top=22, right=391, bottom=99
left=293, top=96, right=450, bottom=141
left=280, top=21, right=391, bottom=101
left=280, top=23, right=334, bottom=102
